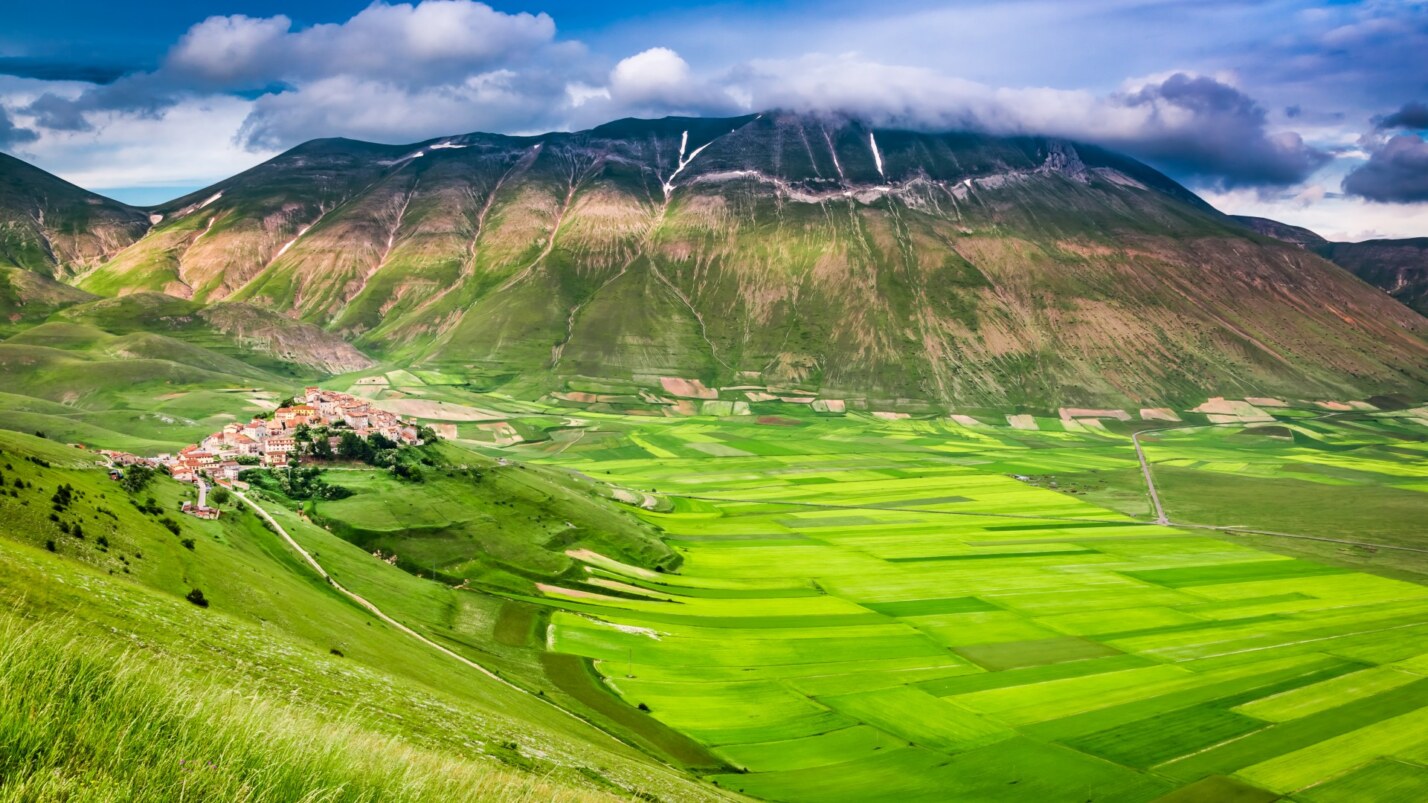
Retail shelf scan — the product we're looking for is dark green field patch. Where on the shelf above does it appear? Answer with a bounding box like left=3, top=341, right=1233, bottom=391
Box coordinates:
left=1159, top=678, right=1428, bottom=781
left=1151, top=775, right=1279, bottom=803
left=1064, top=704, right=1265, bottom=768
left=1125, top=559, right=1346, bottom=588
left=539, top=652, right=728, bottom=771
left=863, top=597, right=999, bottom=617
left=492, top=601, right=539, bottom=647
left=953, top=637, right=1123, bottom=671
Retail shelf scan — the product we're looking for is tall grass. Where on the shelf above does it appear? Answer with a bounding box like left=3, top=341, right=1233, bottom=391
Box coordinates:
left=0, top=620, right=618, bottom=802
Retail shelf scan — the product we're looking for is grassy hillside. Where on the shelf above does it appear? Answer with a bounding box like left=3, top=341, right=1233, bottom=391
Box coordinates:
left=0, top=289, right=381, bottom=452
left=298, top=442, right=680, bottom=592
left=0, top=429, right=725, bottom=800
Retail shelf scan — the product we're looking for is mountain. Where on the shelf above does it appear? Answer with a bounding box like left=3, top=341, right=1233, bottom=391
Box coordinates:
left=1230, top=215, right=1428, bottom=318
left=17, top=112, right=1428, bottom=406
left=1315, top=239, right=1428, bottom=318
left=1229, top=214, right=1328, bottom=248
left=0, top=152, right=149, bottom=277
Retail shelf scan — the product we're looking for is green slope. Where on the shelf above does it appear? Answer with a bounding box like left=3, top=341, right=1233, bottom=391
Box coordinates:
left=0, top=429, right=726, bottom=801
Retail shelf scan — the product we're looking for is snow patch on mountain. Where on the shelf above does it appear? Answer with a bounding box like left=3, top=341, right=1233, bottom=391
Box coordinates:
left=869, top=132, right=884, bottom=177
left=273, top=225, right=311, bottom=261
left=662, top=130, right=714, bottom=199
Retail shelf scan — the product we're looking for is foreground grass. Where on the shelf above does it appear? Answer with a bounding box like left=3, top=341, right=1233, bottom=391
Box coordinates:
left=0, top=619, right=615, bottom=803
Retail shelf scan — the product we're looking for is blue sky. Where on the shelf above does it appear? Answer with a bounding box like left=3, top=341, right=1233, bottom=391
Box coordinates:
left=2, top=1, right=1427, bottom=238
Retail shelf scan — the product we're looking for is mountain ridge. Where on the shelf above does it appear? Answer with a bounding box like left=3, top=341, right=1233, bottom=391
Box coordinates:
left=3, top=111, right=1427, bottom=407
left=1230, top=214, right=1428, bottom=318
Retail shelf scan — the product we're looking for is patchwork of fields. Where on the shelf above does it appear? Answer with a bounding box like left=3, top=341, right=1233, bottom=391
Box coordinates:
left=504, top=413, right=1428, bottom=802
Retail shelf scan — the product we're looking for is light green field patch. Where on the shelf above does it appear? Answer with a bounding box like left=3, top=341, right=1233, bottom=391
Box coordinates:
left=907, top=611, right=1061, bottom=646
left=713, top=725, right=907, bottom=773
left=1236, top=704, right=1428, bottom=792
left=816, top=686, right=1014, bottom=752
left=1234, top=666, right=1420, bottom=722
left=1297, top=759, right=1428, bottom=803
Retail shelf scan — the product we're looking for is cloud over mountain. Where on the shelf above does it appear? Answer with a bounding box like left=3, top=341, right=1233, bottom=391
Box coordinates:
left=0, top=0, right=1396, bottom=210
left=0, top=106, right=38, bottom=149
left=1343, top=133, right=1428, bottom=203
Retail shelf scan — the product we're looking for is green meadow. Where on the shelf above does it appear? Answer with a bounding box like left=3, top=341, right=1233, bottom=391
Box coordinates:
left=473, top=401, right=1428, bottom=802
left=3, top=366, right=1427, bottom=801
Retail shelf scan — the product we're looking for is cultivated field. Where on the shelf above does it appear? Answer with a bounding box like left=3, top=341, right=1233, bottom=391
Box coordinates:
left=493, top=406, right=1428, bottom=802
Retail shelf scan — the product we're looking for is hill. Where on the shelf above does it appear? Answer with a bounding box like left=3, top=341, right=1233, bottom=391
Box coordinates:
left=18, top=112, right=1428, bottom=406
left=1317, top=238, right=1428, bottom=317
left=1230, top=215, right=1428, bottom=317
left=0, top=152, right=149, bottom=277
left=0, top=428, right=726, bottom=800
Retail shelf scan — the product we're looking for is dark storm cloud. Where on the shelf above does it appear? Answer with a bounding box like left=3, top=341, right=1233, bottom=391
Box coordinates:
left=25, top=93, right=95, bottom=132
left=1375, top=101, right=1428, bottom=130
left=1343, top=134, right=1428, bottom=203
left=0, top=56, right=131, bottom=85
left=0, top=105, right=39, bottom=149
left=1104, top=74, right=1331, bottom=188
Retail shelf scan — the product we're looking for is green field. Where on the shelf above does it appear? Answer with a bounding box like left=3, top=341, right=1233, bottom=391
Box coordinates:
left=2, top=381, right=1427, bottom=800
left=470, top=403, right=1428, bottom=802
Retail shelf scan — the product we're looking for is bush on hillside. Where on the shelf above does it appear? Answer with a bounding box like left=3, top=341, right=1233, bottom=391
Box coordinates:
left=119, top=465, right=154, bottom=494
left=185, top=588, right=208, bottom=607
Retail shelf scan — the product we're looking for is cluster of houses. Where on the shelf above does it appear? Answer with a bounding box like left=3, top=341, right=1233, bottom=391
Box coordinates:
left=103, top=387, right=421, bottom=518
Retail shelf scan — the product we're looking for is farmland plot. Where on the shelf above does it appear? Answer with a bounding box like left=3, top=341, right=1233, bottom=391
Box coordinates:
left=496, top=411, right=1428, bottom=801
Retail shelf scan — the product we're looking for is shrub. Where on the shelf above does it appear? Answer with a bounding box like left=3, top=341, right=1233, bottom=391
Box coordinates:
left=160, top=518, right=181, bottom=535
left=180, top=538, right=196, bottom=551
left=185, top=588, right=208, bottom=607
left=44, top=539, right=55, bottom=552
left=120, top=466, right=156, bottom=494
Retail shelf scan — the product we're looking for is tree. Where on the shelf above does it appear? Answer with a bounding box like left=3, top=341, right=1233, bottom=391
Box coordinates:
left=185, top=588, right=209, bottom=608
left=337, top=431, right=370, bottom=462
left=210, top=486, right=232, bottom=507
left=119, top=465, right=154, bottom=494
left=309, top=434, right=334, bottom=460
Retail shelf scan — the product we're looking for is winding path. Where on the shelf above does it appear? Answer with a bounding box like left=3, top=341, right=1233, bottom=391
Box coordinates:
left=1131, top=429, right=1169, bottom=525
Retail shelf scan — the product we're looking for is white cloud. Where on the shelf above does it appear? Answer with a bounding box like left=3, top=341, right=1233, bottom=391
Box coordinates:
left=167, top=2, right=558, bottom=88
left=1203, top=185, right=1428, bottom=242
left=12, top=95, right=270, bottom=191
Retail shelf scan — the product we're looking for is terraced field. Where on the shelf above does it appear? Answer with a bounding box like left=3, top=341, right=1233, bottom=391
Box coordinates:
left=496, top=410, right=1428, bottom=802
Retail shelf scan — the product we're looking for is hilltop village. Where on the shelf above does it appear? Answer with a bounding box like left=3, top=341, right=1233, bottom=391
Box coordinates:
left=103, top=387, right=421, bottom=517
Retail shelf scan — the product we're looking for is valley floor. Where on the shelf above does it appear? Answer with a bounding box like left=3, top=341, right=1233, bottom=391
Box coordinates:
left=493, top=404, right=1428, bottom=802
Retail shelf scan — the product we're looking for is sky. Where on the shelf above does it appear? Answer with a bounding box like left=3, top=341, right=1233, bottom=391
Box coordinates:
left=1, top=0, right=1427, bottom=239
